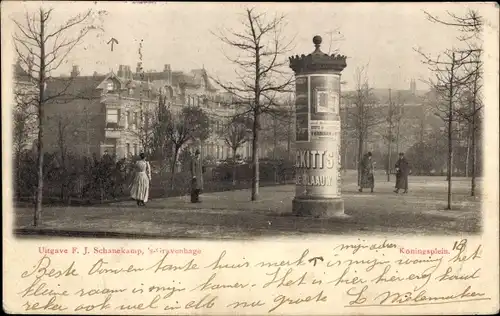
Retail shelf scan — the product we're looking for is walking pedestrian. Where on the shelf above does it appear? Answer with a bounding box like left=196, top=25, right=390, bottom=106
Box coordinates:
left=394, top=152, right=410, bottom=193
left=358, top=152, right=375, bottom=193
left=190, top=149, right=203, bottom=203
left=130, top=153, right=151, bottom=206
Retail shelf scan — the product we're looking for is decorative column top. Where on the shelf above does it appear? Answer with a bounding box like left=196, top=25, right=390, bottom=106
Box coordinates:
left=289, top=35, right=347, bottom=75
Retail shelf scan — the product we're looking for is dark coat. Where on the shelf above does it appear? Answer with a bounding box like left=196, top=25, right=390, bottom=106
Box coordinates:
left=395, top=157, right=410, bottom=189
left=190, top=156, right=203, bottom=190
left=359, top=155, right=374, bottom=189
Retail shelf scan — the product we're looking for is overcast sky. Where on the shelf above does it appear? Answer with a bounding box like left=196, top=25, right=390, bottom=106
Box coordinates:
left=3, top=2, right=497, bottom=91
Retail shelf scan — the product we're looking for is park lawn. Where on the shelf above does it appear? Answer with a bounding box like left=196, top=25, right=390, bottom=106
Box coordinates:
left=14, top=175, right=482, bottom=239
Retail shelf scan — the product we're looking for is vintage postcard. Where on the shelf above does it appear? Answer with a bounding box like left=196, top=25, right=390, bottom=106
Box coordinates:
left=2, top=1, right=499, bottom=315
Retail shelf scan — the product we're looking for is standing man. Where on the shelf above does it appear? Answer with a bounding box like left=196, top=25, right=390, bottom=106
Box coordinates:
left=358, top=152, right=375, bottom=193
left=394, top=152, right=410, bottom=193
left=190, top=149, right=203, bottom=203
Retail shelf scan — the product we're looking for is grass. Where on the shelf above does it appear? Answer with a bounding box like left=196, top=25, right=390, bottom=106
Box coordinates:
left=14, top=172, right=482, bottom=239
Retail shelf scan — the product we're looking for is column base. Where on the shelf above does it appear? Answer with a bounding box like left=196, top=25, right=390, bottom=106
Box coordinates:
left=292, top=197, right=348, bottom=218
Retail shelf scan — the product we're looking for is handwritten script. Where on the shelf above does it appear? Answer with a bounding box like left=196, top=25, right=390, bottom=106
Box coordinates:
left=9, top=238, right=491, bottom=314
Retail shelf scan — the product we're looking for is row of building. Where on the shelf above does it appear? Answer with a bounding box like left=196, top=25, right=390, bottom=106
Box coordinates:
left=14, top=60, right=440, bottom=169
left=15, top=62, right=254, bottom=162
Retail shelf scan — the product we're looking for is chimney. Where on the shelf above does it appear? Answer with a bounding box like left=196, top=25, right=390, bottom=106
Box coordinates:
left=126, top=65, right=132, bottom=79
left=71, top=65, right=79, bottom=77
left=118, top=65, right=124, bottom=77
left=93, top=71, right=98, bottom=77
left=164, top=64, right=172, bottom=84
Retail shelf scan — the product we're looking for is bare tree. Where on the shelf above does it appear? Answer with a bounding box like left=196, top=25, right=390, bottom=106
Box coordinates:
left=421, top=9, right=483, bottom=197
left=129, top=107, right=156, bottom=157
left=393, top=91, right=405, bottom=158
left=164, top=106, right=210, bottom=190
left=416, top=48, right=476, bottom=210
left=384, top=89, right=395, bottom=181
left=212, top=8, right=295, bottom=201
left=12, top=7, right=106, bottom=226
left=219, top=116, right=252, bottom=185
left=346, top=66, right=384, bottom=186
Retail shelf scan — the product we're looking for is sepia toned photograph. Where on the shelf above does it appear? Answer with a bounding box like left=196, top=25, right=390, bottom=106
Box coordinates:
left=8, top=2, right=490, bottom=240
left=2, top=2, right=498, bottom=315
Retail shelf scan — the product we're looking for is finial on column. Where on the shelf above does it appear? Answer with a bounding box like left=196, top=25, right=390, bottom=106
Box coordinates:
left=313, top=35, right=322, bottom=52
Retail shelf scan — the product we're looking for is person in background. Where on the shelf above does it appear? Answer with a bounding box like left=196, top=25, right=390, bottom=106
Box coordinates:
left=130, top=152, right=151, bottom=206
left=394, top=152, right=410, bottom=194
left=358, top=152, right=375, bottom=193
left=190, top=149, right=203, bottom=203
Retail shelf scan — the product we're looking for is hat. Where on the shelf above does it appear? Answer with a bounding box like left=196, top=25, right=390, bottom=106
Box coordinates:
left=367, top=152, right=372, bottom=157
left=195, top=149, right=200, bottom=155
left=399, top=152, right=404, bottom=155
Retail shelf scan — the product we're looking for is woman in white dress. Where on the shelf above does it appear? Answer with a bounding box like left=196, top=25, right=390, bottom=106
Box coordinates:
left=130, top=153, right=151, bottom=206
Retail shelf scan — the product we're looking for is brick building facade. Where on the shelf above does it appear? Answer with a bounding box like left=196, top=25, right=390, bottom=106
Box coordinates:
left=42, top=64, right=251, bottom=162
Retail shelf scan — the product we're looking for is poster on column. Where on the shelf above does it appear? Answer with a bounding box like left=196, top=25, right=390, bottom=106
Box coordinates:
left=295, top=76, right=308, bottom=114
left=295, top=144, right=340, bottom=198
left=310, top=75, right=341, bottom=121
left=310, top=120, right=341, bottom=140
left=295, top=76, right=309, bottom=142
left=296, top=113, right=309, bottom=142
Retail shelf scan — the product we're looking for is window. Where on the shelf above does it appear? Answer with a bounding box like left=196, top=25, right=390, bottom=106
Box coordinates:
left=132, top=112, right=138, bottom=129
left=133, top=144, right=138, bottom=156
left=125, top=111, right=129, bottom=129
left=216, top=145, right=220, bottom=159
left=106, top=109, right=119, bottom=124
left=107, top=81, right=114, bottom=91
left=126, top=143, right=130, bottom=157
left=128, top=88, right=133, bottom=95
left=102, top=138, right=117, bottom=156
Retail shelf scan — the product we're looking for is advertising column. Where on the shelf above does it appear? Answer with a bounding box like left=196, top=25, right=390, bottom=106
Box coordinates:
left=295, top=75, right=342, bottom=200
left=290, top=35, right=347, bottom=218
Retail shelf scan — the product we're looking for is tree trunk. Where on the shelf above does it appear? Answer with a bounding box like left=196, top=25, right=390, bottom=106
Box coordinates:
left=470, top=70, right=478, bottom=197
left=446, top=53, right=455, bottom=210
left=357, top=132, right=364, bottom=187
left=344, top=140, right=349, bottom=172
left=170, top=146, right=180, bottom=191
left=199, top=139, right=205, bottom=191
left=232, top=148, right=237, bottom=187
left=59, top=122, right=65, bottom=201
left=287, top=116, right=292, bottom=160
left=386, top=140, right=392, bottom=182
left=159, top=139, right=167, bottom=188
left=16, top=150, right=22, bottom=200
left=251, top=112, right=260, bottom=201
left=34, top=12, right=45, bottom=227
left=395, top=119, right=401, bottom=155
left=273, top=116, right=277, bottom=160
left=465, top=125, right=471, bottom=178
left=387, top=89, right=393, bottom=182
left=471, top=123, right=476, bottom=196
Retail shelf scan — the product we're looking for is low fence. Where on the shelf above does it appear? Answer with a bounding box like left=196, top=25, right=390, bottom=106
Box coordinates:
left=13, top=152, right=295, bottom=206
